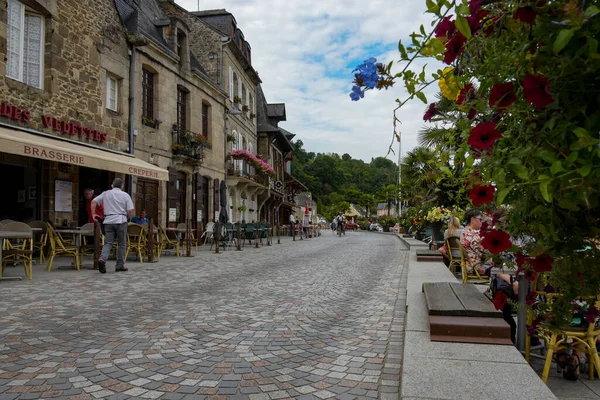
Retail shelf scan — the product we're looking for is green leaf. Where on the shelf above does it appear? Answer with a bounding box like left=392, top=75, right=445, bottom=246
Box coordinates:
left=565, top=151, right=579, bottom=166
left=455, top=15, right=472, bottom=39
left=456, top=4, right=470, bottom=15
left=510, top=161, right=529, bottom=180
left=496, top=187, right=512, bottom=206
left=415, top=91, right=428, bottom=104
left=398, top=40, right=409, bottom=60
left=553, top=29, right=574, bottom=54
left=579, top=165, right=592, bottom=177
left=420, top=24, right=426, bottom=36
left=574, top=127, right=591, bottom=138
left=584, top=5, right=600, bottom=18
left=559, top=198, right=580, bottom=211
left=550, top=161, right=564, bottom=176
left=465, top=156, right=474, bottom=167
left=439, top=166, right=452, bottom=176
left=539, top=180, right=553, bottom=203
left=588, top=36, right=598, bottom=55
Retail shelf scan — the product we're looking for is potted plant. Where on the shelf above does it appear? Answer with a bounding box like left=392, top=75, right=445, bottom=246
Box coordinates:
left=237, top=205, right=247, bottom=212
left=226, top=133, right=237, bottom=143
left=171, top=143, right=184, bottom=155
left=242, top=104, right=249, bottom=112
left=249, top=112, right=256, bottom=119
left=233, top=95, right=241, bottom=104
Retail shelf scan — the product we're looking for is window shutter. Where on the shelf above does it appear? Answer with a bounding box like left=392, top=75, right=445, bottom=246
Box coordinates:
left=245, top=89, right=250, bottom=118
left=6, top=0, right=24, bottom=81
left=167, top=167, right=178, bottom=225
left=237, top=79, right=242, bottom=109
left=214, top=178, right=220, bottom=211
left=228, top=67, right=234, bottom=101
left=23, top=14, right=42, bottom=88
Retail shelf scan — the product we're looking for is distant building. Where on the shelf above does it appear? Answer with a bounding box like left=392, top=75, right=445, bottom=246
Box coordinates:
left=377, top=202, right=398, bottom=217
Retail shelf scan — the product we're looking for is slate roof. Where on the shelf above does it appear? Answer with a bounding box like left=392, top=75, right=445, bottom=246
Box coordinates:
left=113, top=0, right=176, bottom=58
left=256, top=86, right=279, bottom=133
left=267, top=104, right=286, bottom=121
left=377, top=203, right=387, bottom=210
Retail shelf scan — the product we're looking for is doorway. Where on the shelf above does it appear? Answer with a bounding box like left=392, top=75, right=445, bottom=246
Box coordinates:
left=176, top=171, right=187, bottom=223
left=0, top=155, right=39, bottom=222
left=135, top=179, right=159, bottom=223
left=78, top=167, right=110, bottom=226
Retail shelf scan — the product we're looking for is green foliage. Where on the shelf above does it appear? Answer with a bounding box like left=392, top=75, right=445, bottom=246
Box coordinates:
left=373, top=0, right=600, bottom=328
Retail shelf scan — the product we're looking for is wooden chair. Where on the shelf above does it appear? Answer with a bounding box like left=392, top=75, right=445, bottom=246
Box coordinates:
left=158, top=226, right=179, bottom=257
left=445, top=237, right=461, bottom=276
left=126, top=223, right=147, bottom=262
left=525, top=280, right=600, bottom=383
left=28, top=220, right=48, bottom=264
left=1, top=222, right=34, bottom=279
left=459, top=244, right=490, bottom=285
left=46, top=223, right=80, bottom=272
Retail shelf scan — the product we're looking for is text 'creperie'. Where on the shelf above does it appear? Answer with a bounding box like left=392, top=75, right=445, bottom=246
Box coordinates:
left=23, top=145, right=85, bottom=165
left=129, top=167, right=159, bottom=178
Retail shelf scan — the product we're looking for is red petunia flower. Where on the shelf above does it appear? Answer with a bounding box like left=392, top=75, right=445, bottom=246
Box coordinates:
left=435, top=16, right=456, bottom=38
left=492, top=291, right=509, bottom=310
left=489, top=82, right=517, bottom=111
left=514, top=6, right=538, bottom=24
left=586, top=307, right=600, bottom=324
left=481, top=229, right=512, bottom=254
left=529, top=253, right=554, bottom=272
left=516, top=252, right=528, bottom=268
left=523, top=74, right=554, bottom=109
left=526, top=292, right=537, bottom=305
left=457, top=83, right=475, bottom=105
left=423, top=103, right=437, bottom=121
left=468, top=122, right=503, bottom=150
left=524, top=269, right=538, bottom=282
left=443, top=33, right=466, bottom=64
left=467, top=108, right=477, bottom=120
left=469, top=184, right=495, bottom=206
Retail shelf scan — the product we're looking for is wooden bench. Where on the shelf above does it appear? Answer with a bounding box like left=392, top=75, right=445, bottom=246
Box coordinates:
left=422, top=282, right=512, bottom=345
left=416, top=249, right=443, bottom=262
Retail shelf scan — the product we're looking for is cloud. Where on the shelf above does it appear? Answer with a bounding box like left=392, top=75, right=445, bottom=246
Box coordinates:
left=176, top=0, right=437, bottom=162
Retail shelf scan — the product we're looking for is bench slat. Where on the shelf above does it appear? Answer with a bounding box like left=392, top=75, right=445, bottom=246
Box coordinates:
left=423, top=282, right=467, bottom=316
left=450, top=283, right=500, bottom=318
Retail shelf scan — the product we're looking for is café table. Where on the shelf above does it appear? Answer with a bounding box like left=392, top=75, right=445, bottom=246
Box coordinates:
left=0, top=231, right=33, bottom=281
left=166, top=227, right=196, bottom=252
left=55, top=228, right=91, bottom=249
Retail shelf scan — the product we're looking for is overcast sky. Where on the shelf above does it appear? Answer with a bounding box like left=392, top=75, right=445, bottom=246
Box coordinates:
left=176, top=0, right=437, bottom=163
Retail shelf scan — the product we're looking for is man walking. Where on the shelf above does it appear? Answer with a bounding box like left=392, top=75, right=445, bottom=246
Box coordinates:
left=289, top=213, right=296, bottom=237
left=91, top=178, right=134, bottom=273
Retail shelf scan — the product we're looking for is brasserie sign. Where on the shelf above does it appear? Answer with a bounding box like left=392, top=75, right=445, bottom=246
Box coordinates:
left=1, top=102, right=108, bottom=143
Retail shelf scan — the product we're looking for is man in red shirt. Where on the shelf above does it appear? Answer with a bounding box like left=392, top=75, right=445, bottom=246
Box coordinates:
left=84, top=188, right=104, bottom=223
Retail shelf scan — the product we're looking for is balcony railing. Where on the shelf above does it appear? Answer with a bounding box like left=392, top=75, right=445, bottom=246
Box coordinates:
left=171, top=125, right=211, bottom=161
left=227, top=160, right=268, bottom=186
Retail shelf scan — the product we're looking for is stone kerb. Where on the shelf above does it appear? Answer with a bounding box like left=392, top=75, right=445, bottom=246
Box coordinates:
left=402, top=249, right=556, bottom=400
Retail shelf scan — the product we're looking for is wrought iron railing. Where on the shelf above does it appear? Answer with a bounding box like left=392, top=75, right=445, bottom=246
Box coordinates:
left=171, top=125, right=210, bottom=161
left=227, top=160, right=268, bottom=186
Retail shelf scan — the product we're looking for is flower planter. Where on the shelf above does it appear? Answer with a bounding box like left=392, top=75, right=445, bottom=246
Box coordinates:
left=430, top=221, right=444, bottom=243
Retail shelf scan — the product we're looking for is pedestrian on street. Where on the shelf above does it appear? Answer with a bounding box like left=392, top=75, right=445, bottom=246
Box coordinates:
left=91, top=178, right=134, bottom=274
left=289, top=213, right=296, bottom=237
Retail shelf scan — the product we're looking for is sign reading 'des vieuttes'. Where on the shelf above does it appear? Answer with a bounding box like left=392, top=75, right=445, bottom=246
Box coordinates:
left=1, top=101, right=108, bottom=143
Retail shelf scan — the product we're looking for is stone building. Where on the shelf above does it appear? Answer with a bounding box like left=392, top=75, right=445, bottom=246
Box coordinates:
left=114, top=0, right=228, bottom=229
left=0, top=0, right=167, bottom=225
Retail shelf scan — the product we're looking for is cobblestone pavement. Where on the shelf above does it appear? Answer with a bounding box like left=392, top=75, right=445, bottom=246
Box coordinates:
left=0, top=232, right=408, bottom=400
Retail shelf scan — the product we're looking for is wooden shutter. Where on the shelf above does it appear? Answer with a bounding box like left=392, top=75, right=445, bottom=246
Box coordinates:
left=228, top=67, right=234, bottom=101
left=167, top=166, right=178, bottom=226
left=214, top=178, right=220, bottom=215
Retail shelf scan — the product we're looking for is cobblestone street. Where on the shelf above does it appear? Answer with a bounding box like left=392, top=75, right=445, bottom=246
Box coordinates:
left=0, top=232, right=408, bottom=399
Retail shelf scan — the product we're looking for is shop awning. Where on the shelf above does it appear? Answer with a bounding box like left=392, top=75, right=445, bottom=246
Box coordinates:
left=0, top=127, right=168, bottom=181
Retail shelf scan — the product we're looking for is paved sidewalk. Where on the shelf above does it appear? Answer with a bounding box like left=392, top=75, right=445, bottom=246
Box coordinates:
left=0, top=232, right=407, bottom=399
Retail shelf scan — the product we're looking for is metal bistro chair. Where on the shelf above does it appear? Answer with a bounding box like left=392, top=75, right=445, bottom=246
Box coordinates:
left=177, top=223, right=200, bottom=255
left=258, top=222, right=269, bottom=246
left=79, top=222, right=101, bottom=263
left=244, top=223, right=256, bottom=246
left=46, top=223, right=80, bottom=272
left=126, top=223, right=147, bottom=262
left=201, top=222, right=215, bottom=246
left=1, top=222, right=34, bottom=279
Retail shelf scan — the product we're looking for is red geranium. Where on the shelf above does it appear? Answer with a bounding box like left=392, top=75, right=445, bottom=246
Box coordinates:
left=489, top=82, right=517, bottom=110
left=457, top=83, right=475, bottom=105
left=514, top=6, right=538, bottom=23
left=468, top=122, right=503, bottom=150
left=530, top=253, right=554, bottom=272
left=444, top=33, right=466, bottom=64
left=435, top=16, right=456, bottom=38
left=481, top=229, right=512, bottom=254
left=423, top=103, right=437, bottom=121
left=523, top=74, right=554, bottom=109
left=469, top=184, right=495, bottom=206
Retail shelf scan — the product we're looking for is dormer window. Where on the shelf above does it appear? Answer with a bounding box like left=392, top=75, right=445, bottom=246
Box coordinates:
left=177, top=30, right=187, bottom=67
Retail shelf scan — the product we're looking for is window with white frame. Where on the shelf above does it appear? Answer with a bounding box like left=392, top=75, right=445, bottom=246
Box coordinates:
left=6, top=0, right=44, bottom=89
left=106, top=76, right=118, bottom=112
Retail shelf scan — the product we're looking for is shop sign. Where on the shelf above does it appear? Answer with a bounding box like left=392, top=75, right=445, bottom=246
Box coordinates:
left=1, top=102, right=107, bottom=143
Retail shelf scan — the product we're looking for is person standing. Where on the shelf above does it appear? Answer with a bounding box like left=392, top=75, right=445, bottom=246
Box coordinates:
left=289, top=213, right=296, bottom=237
left=91, top=178, right=134, bottom=274
left=84, top=188, right=104, bottom=224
